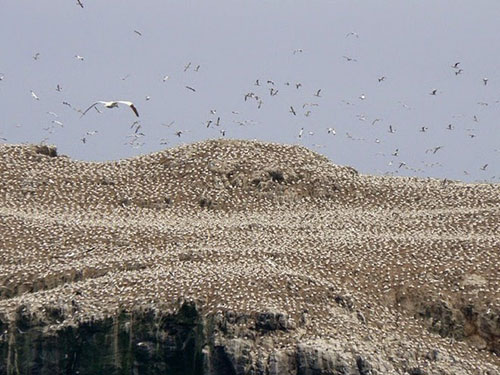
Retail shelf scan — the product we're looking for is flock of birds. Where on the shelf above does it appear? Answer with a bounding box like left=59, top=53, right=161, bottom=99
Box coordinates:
left=1, top=19, right=498, bottom=183
left=0, top=139, right=498, bottom=373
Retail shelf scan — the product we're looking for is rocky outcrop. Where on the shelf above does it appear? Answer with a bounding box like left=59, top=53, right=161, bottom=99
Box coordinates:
left=0, top=303, right=206, bottom=375
left=0, top=302, right=394, bottom=375
left=393, top=289, right=500, bottom=355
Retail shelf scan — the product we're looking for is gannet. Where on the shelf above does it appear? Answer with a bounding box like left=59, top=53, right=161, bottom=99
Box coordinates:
left=81, top=101, right=139, bottom=117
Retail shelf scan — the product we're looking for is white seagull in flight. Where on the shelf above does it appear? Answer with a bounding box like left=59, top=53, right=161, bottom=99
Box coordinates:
left=81, top=101, right=139, bottom=117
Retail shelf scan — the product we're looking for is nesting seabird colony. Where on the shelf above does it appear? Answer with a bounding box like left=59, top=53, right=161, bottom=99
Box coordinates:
left=0, top=139, right=498, bottom=373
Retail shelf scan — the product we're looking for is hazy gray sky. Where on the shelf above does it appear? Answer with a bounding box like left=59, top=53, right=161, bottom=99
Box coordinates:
left=1, top=1, right=499, bottom=182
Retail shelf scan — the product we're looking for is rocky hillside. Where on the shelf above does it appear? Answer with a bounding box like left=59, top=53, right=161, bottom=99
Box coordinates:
left=0, top=140, right=498, bottom=374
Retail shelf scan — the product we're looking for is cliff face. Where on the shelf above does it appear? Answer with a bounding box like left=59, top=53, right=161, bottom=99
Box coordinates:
left=0, top=302, right=406, bottom=375
left=0, top=303, right=205, bottom=375
left=0, top=140, right=499, bottom=374
left=1, top=302, right=498, bottom=375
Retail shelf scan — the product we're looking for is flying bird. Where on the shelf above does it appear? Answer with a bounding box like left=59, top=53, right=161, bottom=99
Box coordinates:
left=378, top=76, right=386, bottom=82
left=185, top=86, right=196, bottom=92
left=343, top=55, right=357, bottom=62
left=480, top=164, right=488, bottom=171
left=426, top=146, right=443, bottom=154
left=345, top=32, right=359, bottom=38
left=290, top=106, right=297, bottom=116
left=74, top=55, right=84, bottom=61
left=314, top=89, right=322, bottom=97
left=31, top=90, right=40, bottom=100
left=430, top=89, right=438, bottom=95
left=134, top=30, right=142, bottom=36
left=81, top=101, right=139, bottom=117
left=483, top=78, right=488, bottom=86
left=451, top=62, right=460, bottom=69
left=76, top=0, right=84, bottom=7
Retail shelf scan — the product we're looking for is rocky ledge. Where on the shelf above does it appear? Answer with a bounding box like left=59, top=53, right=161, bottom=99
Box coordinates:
left=3, top=302, right=494, bottom=375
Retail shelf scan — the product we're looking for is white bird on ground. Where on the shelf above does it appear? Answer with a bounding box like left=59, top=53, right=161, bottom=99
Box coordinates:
left=81, top=101, right=139, bottom=117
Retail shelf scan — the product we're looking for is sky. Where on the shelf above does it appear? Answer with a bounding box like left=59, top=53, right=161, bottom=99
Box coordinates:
left=1, top=1, right=499, bottom=182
